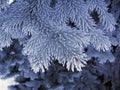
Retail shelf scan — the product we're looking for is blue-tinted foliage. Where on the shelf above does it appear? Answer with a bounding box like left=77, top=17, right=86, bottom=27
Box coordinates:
left=0, top=0, right=120, bottom=90
left=0, top=0, right=116, bottom=72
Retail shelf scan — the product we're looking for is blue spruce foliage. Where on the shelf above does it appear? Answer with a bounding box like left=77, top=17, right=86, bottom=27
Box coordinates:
left=0, top=0, right=120, bottom=90
left=0, top=0, right=116, bottom=72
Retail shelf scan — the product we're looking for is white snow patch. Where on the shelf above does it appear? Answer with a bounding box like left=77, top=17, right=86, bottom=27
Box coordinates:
left=0, top=77, right=17, bottom=90
left=7, top=0, right=14, bottom=4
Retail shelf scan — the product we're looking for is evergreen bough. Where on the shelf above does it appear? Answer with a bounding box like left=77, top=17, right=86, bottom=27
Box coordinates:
left=0, top=0, right=116, bottom=73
